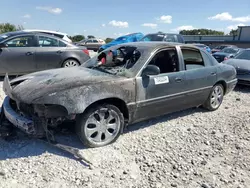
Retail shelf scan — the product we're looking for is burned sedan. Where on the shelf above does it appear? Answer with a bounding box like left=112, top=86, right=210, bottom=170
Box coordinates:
left=1, top=42, right=237, bottom=148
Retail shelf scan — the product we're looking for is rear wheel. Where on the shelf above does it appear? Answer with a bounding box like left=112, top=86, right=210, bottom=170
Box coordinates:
left=203, top=84, right=224, bottom=111
left=62, top=59, right=79, bottom=67
left=76, top=104, right=124, bottom=148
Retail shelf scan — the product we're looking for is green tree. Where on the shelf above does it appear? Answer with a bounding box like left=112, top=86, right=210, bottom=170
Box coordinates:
left=0, top=23, right=24, bottom=34
left=105, top=38, right=114, bottom=43
left=179, top=29, right=224, bottom=35
left=229, top=29, right=238, bottom=36
left=69, top=35, right=85, bottom=42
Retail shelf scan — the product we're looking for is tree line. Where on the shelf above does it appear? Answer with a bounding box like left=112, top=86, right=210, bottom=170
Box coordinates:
left=179, top=28, right=238, bottom=36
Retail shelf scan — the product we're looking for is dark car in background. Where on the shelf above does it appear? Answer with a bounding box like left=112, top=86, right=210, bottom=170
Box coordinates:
left=211, top=44, right=237, bottom=54
left=140, top=32, right=185, bottom=43
left=212, top=47, right=242, bottom=63
left=0, top=31, right=90, bottom=76
left=222, top=49, right=250, bottom=85
left=191, top=43, right=211, bottom=53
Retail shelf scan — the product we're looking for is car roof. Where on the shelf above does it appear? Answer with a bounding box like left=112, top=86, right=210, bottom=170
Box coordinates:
left=113, top=41, right=198, bottom=50
left=0, top=31, right=70, bottom=42
left=144, top=32, right=180, bottom=36
left=23, top=29, right=67, bottom=35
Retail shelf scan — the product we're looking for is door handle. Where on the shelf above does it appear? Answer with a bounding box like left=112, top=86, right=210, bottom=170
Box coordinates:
left=26, top=52, right=34, bottom=56
left=57, top=50, right=63, bottom=54
left=211, top=72, right=216, bottom=76
left=175, top=77, right=182, bottom=82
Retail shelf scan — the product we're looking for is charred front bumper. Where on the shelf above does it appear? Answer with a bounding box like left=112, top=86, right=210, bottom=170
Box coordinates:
left=2, top=74, right=70, bottom=136
left=2, top=96, right=36, bottom=135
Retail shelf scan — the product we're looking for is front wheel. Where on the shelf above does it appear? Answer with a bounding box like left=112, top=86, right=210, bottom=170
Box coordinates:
left=203, top=84, right=224, bottom=111
left=76, top=104, right=124, bottom=148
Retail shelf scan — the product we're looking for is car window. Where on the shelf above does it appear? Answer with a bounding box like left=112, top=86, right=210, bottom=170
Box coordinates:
left=234, top=50, right=250, bottom=60
left=140, top=34, right=165, bottom=41
left=181, top=48, right=205, bottom=70
left=201, top=50, right=213, bottom=66
left=93, top=39, right=98, bottom=43
left=59, top=40, right=67, bottom=47
left=222, top=48, right=238, bottom=53
left=38, top=36, right=59, bottom=47
left=164, top=35, right=177, bottom=42
left=5, top=36, right=36, bottom=47
left=147, top=48, right=179, bottom=74
left=86, top=40, right=93, bottom=43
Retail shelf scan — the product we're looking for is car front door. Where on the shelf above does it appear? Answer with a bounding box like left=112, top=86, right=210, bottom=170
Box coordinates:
left=0, top=35, right=37, bottom=75
left=35, top=35, right=64, bottom=71
left=180, top=47, right=217, bottom=107
left=134, top=47, right=188, bottom=122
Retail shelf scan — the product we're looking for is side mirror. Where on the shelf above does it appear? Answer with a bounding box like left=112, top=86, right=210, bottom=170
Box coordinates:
left=142, top=65, right=160, bottom=76
left=0, top=43, right=8, bottom=48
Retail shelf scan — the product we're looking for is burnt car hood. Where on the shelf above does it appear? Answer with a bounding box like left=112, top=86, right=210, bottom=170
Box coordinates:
left=5, top=66, right=119, bottom=102
left=224, top=59, right=250, bottom=70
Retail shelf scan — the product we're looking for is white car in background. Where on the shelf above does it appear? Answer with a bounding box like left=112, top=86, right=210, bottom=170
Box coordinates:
left=23, top=29, right=72, bottom=43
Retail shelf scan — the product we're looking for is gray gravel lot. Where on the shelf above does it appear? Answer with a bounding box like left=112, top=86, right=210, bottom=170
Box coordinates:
left=0, top=79, right=250, bottom=188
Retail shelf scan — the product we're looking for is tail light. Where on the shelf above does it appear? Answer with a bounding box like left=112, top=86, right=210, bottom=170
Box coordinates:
left=224, top=57, right=229, bottom=61
left=82, top=49, right=89, bottom=56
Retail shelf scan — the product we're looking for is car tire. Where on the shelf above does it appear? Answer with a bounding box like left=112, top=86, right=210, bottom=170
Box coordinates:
left=76, top=104, right=124, bottom=148
left=203, top=84, right=224, bottom=111
left=62, top=59, right=80, bottom=67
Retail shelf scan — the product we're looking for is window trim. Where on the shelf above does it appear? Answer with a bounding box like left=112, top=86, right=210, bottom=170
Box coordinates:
left=180, top=47, right=207, bottom=71
left=139, top=47, right=180, bottom=77
left=5, top=35, right=36, bottom=48
left=38, top=35, right=60, bottom=47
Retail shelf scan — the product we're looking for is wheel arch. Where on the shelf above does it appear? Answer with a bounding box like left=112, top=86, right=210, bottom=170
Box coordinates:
left=214, top=80, right=227, bottom=95
left=61, top=57, right=80, bottom=67
left=81, top=97, right=129, bottom=123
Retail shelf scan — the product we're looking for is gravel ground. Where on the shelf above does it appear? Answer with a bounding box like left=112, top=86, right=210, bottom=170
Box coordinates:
left=0, top=81, right=250, bottom=188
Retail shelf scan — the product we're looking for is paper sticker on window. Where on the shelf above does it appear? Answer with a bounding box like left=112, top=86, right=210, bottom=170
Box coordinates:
left=154, top=76, right=169, bottom=85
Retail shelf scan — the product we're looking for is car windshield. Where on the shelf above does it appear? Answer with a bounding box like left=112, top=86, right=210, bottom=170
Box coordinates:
left=215, top=45, right=228, bottom=50
left=82, top=45, right=143, bottom=77
left=221, top=47, right=239, bottom=53
left=234, top=50, right=250, bottom=60
left=140, top=34, right=165, bottom=41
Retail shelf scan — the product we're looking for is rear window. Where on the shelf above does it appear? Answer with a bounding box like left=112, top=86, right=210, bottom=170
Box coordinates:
left=54, top=34, right=64, bottom=38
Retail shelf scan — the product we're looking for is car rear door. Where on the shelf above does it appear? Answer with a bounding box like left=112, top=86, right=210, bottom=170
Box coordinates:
left=35, top=35, right=64, bottom=71
left=134, top=47, right=188, bottom=122
left=180, top=47, right=217, bottom=107
left=0, top=34, right=37, bottom=75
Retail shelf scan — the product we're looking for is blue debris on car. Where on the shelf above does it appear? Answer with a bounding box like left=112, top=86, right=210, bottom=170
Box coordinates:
left=98, top=32, right=144, bottom=52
